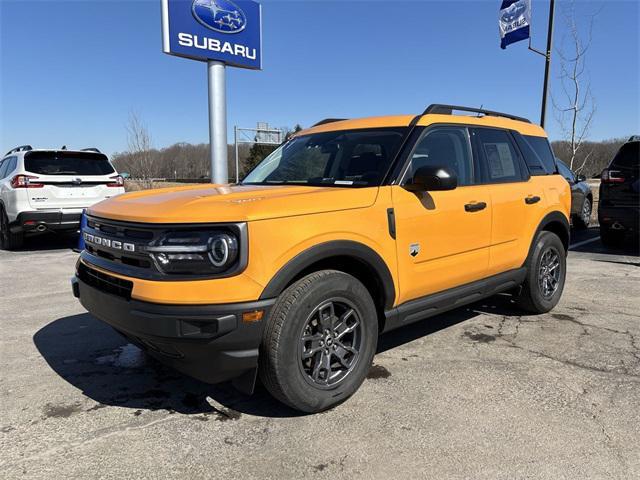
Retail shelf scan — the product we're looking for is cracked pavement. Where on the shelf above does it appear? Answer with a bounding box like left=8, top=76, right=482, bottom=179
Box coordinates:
left=1, top=229, right=639, bottom=479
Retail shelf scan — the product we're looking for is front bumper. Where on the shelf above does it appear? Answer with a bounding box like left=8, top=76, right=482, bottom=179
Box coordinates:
left=71, top=274, right=275, bottom=388
left=11, top=210, right=82, bottom=233
left=598, top=205, right=639, bottom=232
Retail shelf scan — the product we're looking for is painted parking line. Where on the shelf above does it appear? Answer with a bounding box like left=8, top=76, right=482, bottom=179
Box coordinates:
left=569, top=236, right=600, bottom=249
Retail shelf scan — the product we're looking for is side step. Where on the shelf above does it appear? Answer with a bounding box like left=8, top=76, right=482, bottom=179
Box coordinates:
left=383, top=268, right=526, bottom=333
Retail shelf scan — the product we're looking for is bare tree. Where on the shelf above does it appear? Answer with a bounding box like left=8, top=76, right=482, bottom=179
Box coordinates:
left=126, top=111, right=155, bottom=186
left=551, top=2, right=598, bottom=173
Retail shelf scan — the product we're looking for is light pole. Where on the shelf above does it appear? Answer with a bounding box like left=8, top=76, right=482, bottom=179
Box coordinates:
left=207, top=60, right=228, bottom=184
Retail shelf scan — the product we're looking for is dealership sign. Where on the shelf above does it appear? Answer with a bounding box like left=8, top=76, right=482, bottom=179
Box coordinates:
left=161, top=0, right=262, bottom=69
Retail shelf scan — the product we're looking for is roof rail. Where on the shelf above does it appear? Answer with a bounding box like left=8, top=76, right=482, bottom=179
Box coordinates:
left=81, top=148, right=101, bottom=153
left=5, top=145, right=33, bottom=156
left=312, top=118, right=348, bottom=127
left=423, top=104, right=531, bottom=124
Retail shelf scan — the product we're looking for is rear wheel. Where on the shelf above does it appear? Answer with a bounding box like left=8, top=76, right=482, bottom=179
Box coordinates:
left=517, top=231, right=566, bottom=314
left=600, top=226, right=625, bottom=247
left=573, top=198, right=591, bottom=229
left=0, top=207, right=23, bottom=250
left=259, top=270, right=378, bottom=413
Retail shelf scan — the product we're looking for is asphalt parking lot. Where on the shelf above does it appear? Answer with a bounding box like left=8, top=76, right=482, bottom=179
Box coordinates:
left=1, top=228, right=639, bottom=479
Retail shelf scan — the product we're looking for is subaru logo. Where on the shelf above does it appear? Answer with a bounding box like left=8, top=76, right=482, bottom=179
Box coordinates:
left=192, top=0, right=247, bottom=34
left=501, top=1, right=527, bottom=23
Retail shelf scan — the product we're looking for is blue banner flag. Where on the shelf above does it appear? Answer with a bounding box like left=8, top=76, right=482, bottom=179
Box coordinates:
left=499, top=0, right=531, bottom=49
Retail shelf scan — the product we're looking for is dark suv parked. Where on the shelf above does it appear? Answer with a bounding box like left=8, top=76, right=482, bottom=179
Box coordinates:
left=598, top=137, right=639, bottom=246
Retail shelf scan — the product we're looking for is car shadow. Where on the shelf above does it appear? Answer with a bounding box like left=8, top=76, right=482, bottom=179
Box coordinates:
left=15, top=232, right=78, bottom=252
left=34, top=295, right=524, bottom=419
left=569, top=226, right=639, bottom=256
left=33, top=313, right=302, bottom=419
left=377, top=293, right=521, bottom=354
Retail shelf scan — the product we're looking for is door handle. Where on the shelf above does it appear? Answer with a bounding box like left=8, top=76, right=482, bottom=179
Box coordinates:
left=525, top=196, right=541, bottom=205
left=464, top=202, right=487, bottom=212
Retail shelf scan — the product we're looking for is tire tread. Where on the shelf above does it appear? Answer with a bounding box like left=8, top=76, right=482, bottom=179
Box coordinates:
left=259, top=270, right=338, bottom=409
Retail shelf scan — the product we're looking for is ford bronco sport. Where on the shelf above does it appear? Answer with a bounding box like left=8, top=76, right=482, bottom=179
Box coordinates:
left=72, top=104, right=571, bottom=413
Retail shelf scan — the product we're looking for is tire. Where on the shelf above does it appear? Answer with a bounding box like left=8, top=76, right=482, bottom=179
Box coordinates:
left=0, top=207, right=23, bottom=250
left=516, top=231, right=566, bottom=314
left=600, top=226, right=625, bottom=248
left=259, top=270, right=378, bottom=413
left=573, top=197, right=591, bottom=229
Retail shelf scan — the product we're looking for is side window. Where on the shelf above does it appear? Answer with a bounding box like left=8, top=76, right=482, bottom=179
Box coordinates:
left=405, top=127, right=474, bottom=186
left=5, top=157, right=17, bottom=177
left=0, top=159, right=8, bottom=179
left=524, top=135, right=557, bottom=174
left=556, top=160, right=575, bottom=183
left=511, top=131, right=547, bottom=175
left=472, top=128, right=527, bottom=183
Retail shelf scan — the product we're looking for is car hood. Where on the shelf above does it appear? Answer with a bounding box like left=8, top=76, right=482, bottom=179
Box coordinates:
left=88, top=184, right=380, bottom=223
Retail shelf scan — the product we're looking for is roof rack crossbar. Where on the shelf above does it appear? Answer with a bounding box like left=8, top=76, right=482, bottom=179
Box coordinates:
left=81, top=148, right=101, bottom=153
left=423, top=104, right=531, bottom=124
left=5, top=145, right=33, bottom=156
left=312, top=118, right=348, bottom=127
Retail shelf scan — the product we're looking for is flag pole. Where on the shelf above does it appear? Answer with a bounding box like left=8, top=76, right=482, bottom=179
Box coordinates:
left=539, top=0, right=555, bottom=128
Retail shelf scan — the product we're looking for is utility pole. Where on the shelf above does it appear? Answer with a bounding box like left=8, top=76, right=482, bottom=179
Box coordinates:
left=530, top=0, right=556, bottom=128
left=540, top=0, right=556, bottom=127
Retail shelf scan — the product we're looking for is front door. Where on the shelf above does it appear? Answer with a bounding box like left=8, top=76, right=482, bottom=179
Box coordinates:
left=391, top=125, right=492, bottom=305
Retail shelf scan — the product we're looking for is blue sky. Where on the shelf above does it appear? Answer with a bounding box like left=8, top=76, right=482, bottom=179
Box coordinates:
left=1, top=0, right=638, bottom=158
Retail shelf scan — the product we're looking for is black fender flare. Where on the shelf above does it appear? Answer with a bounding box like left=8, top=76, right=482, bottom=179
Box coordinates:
left=259, top=240, right=396, bottom=310
left=524, top=211, right=570, bottom=265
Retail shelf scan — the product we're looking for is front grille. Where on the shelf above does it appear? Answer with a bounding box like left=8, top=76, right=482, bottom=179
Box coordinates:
left=82, top=215, right=248, bottom=280
left=84, top=216, right=157, bottom=272
left=88, top=219, right=154, bottom=241
left=78, top=263, right=133, bottom=300
left=85, top=244, right=152, bottom=268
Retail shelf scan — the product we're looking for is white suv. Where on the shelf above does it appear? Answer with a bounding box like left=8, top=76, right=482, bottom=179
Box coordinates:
left=0, top=146, right=125, bottom=249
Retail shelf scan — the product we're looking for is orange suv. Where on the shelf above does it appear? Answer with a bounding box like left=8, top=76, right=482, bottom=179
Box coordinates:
left=72, top=104, right=571, bottom=412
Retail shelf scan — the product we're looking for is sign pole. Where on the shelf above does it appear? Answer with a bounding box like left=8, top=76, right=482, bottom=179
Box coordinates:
left=539, top=0, right=555, bottom=128
left=207, top=60, right=228, bottom=184
left=234, top=125, right=240, bottom=184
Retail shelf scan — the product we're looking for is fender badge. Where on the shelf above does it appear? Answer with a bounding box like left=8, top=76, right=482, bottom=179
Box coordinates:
left=409, top=243, right=420, bottom=257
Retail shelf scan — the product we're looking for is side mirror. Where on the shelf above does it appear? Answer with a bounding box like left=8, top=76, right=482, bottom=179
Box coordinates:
left=576, top=174, right=586, bottom=182
left=404, top=165, right=457, bottom=192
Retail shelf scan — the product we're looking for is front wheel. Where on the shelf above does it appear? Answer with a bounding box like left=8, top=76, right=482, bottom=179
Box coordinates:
left=259, top=270, right=378, bottom=413
left=516, top=231, right=567, bottom=314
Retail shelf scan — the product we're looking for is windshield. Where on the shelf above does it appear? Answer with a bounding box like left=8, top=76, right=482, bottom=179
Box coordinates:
left=25, top=151, right=115, bottom=176
left=242, top=128, right=406, bottom=187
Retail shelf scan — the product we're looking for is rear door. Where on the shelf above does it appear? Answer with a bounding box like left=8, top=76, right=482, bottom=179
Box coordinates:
left=23, top=151, right=119, bottom=210
left=470, top=127, right=546, bottom=276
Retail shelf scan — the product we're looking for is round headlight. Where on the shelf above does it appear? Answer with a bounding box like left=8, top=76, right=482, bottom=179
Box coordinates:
left=208, top=234, right=238, bottom=268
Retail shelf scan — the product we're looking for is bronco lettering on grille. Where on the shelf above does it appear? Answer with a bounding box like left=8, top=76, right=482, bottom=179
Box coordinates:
left=84, top=233, right=135, bottom=252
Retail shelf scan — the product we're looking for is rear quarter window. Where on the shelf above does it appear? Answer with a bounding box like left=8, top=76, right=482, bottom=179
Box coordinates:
left=523, top=135, right=557, bottom=174
left=25, top=152, right=115, bottom=176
